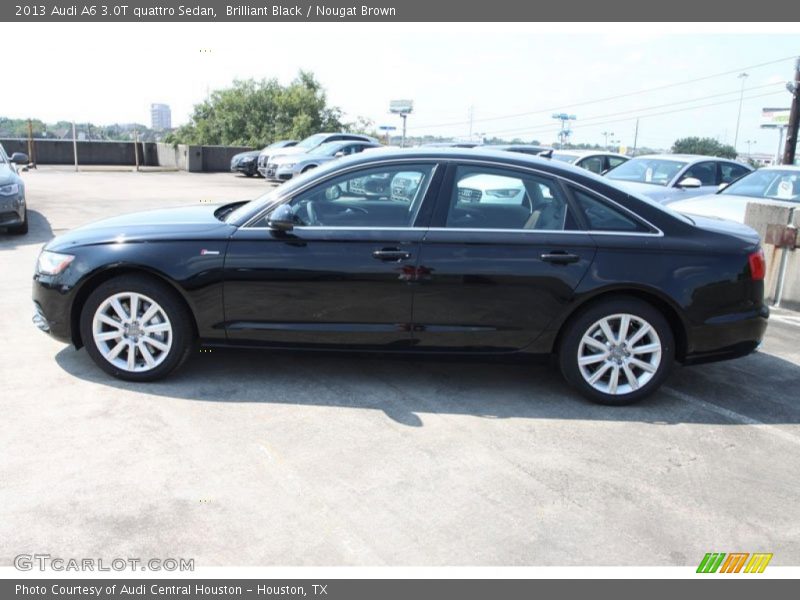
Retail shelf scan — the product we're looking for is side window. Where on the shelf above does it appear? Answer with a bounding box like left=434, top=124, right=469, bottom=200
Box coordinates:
left=446, top=166, right=572, bottom=231
left=720, top=163, right=750, bottom=184
left=571, top=189, right=649, bottom=233
left=579, top=156, right=605, bottom=174
left=682, top=162, right=717, bottom=186
left=607, top=156, right=627, bottom=170
left=270, top=164, right=435, bottom=228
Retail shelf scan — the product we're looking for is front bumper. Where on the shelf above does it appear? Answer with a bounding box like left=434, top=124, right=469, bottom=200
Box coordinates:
left=32, top=275, right=75, bottom=344
left=232, top=161, right=257, bottom=175
left=0, top=194, right=25, bottom=226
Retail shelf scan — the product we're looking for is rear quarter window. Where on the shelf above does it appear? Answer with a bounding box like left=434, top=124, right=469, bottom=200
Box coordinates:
left=571, top=188, right=650, bottom=233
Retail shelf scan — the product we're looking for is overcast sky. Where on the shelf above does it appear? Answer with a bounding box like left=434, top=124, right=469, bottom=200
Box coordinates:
left=4, top=23, right=799, bottom=153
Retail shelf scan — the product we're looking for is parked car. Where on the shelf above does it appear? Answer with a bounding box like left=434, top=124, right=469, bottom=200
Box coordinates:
left=669, top=165, right=800, bottom=223
left=269, top=140, right=381, bottom=182
left=230, top=150, right=261, bottom=177
left=550, top=150, right=629, bottom=174
left=258, top=133, right=379, bottom=178
left=32, top=148, right=768, bottom=406
left=605, top=154, right=753, bottom=204
left=488, top=144, right=553, bottom=156
left=0, top=144, right=29, bottom=235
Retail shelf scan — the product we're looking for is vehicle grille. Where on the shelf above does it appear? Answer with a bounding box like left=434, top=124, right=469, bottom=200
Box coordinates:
left=458, top=188, right=482, bottom=203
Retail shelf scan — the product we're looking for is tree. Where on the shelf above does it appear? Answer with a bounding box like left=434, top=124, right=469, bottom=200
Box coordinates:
left=166, top=71, right=346, bottom=147
left=671, top=137, right=738, bottom=159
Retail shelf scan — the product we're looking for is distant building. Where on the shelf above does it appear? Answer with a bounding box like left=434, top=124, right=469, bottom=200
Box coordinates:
left=150, top=103, right=172, bottom=131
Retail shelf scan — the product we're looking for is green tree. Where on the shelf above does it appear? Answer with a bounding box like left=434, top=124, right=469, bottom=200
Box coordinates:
left=671, top=136, right=738, bottom=159
left=165, top=71, right=346, bottom=147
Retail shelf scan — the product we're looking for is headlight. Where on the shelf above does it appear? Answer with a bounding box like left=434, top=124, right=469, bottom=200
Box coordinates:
left=37, top=250, right=75, bottom=275
left=281, top=163, right=296, bottom=169
left=0, top=183, right=20, bottom=196
left=240, top=156, right=253, bottom=163
left=485, top=188, right=520, bottom=198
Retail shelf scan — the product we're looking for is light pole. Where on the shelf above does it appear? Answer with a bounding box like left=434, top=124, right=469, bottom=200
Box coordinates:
left=745, top=139, right=756, bottom=155
left=552, top=113, right=576, bottom=148
left=602, top=131, right=614, bottom=150
left=733, top=72, right=749, bottom=151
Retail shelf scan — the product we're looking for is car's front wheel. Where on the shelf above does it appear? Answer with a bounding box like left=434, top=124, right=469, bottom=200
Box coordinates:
left=79, top=275, right=194, bottom=381
left=558, top=297, right=674, bottom=405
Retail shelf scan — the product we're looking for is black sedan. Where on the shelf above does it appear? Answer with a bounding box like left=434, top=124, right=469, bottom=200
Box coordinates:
left=32, top=149, right=768, bottom=405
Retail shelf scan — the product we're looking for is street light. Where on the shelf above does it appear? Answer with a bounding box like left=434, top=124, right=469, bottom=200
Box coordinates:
left=733, top=72, right=749, bottom=150
left=552, top=113, right=576, bottom=148
left=602, top=131, right=614, bottom=150
left=745, top=139, right=756, bottom=155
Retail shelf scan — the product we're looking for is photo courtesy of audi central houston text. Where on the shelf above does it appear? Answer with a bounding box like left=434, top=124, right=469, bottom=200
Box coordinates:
left=2, top=8, right=800, bottom=587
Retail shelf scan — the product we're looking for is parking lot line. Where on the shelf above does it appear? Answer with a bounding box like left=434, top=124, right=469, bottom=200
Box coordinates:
left=663, top=387, right=800, bottom=447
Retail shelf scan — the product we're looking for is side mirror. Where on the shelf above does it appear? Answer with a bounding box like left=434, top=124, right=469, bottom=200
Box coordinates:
left=677, top=177, right=702, bottom=189
left=10, top=152, right=28, bottom=164
left=267, top=204, right=295, bottom=231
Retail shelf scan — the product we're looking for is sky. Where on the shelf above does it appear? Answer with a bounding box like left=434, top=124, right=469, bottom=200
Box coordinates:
left=3, top=22, right=799, bottom=154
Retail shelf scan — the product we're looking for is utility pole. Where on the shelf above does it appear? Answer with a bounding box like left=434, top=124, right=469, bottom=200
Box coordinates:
left=468, top=105, right=474, bottom=142
left=27, top=119, right=35, bottom=167
left=782, top=57, right=800, bottom=166
left=72, top=122, right=79, bottom=172
left=733, top=72, right=749, bottom=151
left=632, top=119, right=639, bottom=156
left=133, top=130, right=140, bottom=171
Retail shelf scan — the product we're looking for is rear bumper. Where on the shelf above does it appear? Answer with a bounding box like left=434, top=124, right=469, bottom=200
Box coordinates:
left=683, top=305, right=769, bottom=365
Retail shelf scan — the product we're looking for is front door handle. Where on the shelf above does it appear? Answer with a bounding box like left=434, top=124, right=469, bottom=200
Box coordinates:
left=373, top=248, right=412, bottom=262
left=541, top=251, right=580, bottom=264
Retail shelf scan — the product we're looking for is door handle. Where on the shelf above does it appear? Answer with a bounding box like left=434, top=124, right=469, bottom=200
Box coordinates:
left=372, top=248, right=412, bottom=262
left=541, top=251, right=580, bottom=264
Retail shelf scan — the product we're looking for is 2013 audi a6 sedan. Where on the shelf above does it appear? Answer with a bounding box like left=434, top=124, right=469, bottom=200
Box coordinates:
left=32, top=149, right=768, bottom=405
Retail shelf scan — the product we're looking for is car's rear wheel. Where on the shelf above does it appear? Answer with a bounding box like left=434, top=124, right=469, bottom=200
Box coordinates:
left=79, top=275, right=194, bottom=381
left=8, top=208, right=28, bottom=235
left=558, top=297, right=674, bottom=405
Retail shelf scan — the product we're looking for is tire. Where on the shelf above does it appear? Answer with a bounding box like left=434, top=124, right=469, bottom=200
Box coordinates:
left=8, top=208, right=28, bottom=235
left=79, top=274, right=194, bottom=381
left=244, top=172, right=254, bottom=177
left=558, top=296, right=674, bottom=406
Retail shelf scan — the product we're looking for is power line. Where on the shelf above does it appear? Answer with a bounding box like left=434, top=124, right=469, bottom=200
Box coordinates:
left=478, top=82, right=781, bottom=138
left=482, top=89, right=786, bottom=139
left=407, top=55, right=796, bottom=131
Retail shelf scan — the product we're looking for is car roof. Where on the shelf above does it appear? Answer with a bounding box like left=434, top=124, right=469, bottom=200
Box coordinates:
left=325, top=146, right=614, bottom=180
left=553, top=150, right=628, bottom=158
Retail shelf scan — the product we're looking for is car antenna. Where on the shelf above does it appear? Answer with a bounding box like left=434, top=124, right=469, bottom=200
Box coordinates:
left=538, top=149, right=553, bottom=159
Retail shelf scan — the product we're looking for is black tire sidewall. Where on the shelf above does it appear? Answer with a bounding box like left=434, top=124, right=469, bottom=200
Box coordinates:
left=559, top=297, right=675, bottom=406
left=79, top=275, right=193, bottom=381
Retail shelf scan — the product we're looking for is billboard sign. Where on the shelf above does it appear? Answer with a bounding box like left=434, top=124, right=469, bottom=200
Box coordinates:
left=390, top=99, right=414, bottom=114
left=761, top=107, right=791, bottom=128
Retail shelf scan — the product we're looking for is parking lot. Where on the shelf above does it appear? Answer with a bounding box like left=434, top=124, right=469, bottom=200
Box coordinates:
left=2, top=166, right=799, bottom=566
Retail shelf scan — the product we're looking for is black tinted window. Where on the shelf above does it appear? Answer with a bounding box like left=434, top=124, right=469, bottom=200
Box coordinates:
left=683, top=162, right=717, bottom=186
left=571, top=189, right=648, bottom=232
left=720, top=163, right=751, bottom=184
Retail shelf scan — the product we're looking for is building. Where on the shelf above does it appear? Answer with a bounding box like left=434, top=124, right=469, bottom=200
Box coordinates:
left=150, top=103, right=172, bottom=131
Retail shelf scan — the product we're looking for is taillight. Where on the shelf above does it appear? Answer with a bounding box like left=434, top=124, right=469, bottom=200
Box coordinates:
left=748, top=248, right=766, bottom=281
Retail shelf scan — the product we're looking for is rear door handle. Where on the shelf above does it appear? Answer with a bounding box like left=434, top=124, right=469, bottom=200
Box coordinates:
left=373, top=248, right=412, bottom=262
left=541, top=251, right=580, bottom=264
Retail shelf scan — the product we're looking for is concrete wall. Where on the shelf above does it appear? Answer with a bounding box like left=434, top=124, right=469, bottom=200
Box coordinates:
left=744, top=201, right=800, bottom=311
left=0, top=138, right=157, bottom=166
left=1, top=138, right=253, bottom=172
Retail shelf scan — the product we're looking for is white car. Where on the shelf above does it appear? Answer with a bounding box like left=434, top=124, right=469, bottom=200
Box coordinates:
left=550, top=150, right=629, bottom=174
left=670, top=165, right=800, bottom=223
left=258, top=132, right=379, bottom=178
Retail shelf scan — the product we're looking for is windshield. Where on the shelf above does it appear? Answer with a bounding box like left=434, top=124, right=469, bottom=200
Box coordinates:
left=723, top=169, right=800, bottom=201
left=606, top=158, right=688, bottom=186
left=223, top=157, right=347, bottom=223
left=295, top=134, right=329, bottom=150
left=551, top=153, right=578, bottom=164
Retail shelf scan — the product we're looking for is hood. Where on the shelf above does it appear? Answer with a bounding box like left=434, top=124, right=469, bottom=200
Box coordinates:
left=263, top=146, right=307, bottom=160
left=46, top=204, right=235, bottom=251
left=0, top=164, right=18, bottom=183
left=233, top=150, right=259, bottom=161
left=670, top=194, right=750, bottom=224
